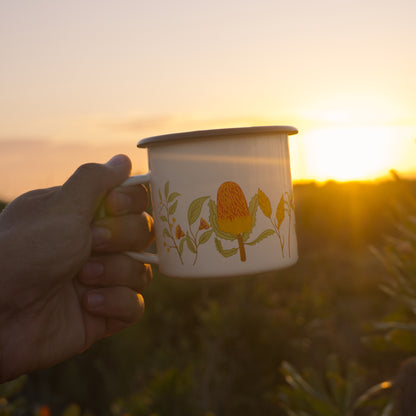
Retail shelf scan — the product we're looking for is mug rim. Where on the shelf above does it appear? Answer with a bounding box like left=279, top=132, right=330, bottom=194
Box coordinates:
left=137, top=125, right=298, bottom=148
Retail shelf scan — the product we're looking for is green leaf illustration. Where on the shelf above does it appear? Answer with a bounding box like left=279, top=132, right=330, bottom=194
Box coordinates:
left=242, top=193, right=259, bottom=242
left=169, top=200, right=178, bottom=215
left=246, top=229, right=275, bottom=246
left=186, top=233, right=196, bottom=253
left=248, top=192, right=259, bottom=217
left=199, top=229, right=213, bottom=245
left=208, top=199, right=236, bottom=241
left=179, top=238, right=185, bottom=255
left=188, top=196, right=209, bottom=225
left=215, top=237, right=238, bottom=258
left=276, top=195, right=285, bottom=229
left=168, top=192, right=181, bottom=203
left=258, top=188, right=272, bottom=218
left=158, top=189, right=163, bottom=203
left=164, top=181, right=170, bottom=200
left=163, top=228, right=171, bottom=238
left=160, top=215, right=168, bottom=222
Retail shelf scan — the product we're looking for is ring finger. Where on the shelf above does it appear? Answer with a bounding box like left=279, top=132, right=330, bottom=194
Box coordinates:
left=78, top=253, right=153, bottom=293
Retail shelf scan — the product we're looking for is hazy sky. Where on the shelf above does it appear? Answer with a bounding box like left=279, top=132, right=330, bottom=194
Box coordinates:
left=1, top=0, right=416, bottom=200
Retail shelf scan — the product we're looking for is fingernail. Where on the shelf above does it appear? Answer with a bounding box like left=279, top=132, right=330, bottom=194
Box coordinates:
left=86, top=292, right=104, bottom=309
left=81, top=261, right=104, bottom=283
left=92, top=227, right=111, bottom=247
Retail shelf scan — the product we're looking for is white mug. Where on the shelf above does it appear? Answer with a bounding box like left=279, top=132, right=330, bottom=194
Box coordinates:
left=124, top=125, right=298, bottom=278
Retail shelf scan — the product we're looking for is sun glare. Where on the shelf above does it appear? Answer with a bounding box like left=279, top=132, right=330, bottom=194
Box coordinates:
left=298, top=126, right=397, bottom=182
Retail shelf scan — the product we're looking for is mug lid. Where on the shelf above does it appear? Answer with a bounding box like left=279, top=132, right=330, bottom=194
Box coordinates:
left=137, top=125, right=298, bottom=148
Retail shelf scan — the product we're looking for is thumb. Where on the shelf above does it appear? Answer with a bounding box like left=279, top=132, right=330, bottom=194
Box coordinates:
left=60, top=154, right=132, bottom=216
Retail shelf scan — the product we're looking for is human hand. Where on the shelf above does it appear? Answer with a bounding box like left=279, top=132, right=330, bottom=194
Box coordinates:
left=0, top=155, right=154, bottom=382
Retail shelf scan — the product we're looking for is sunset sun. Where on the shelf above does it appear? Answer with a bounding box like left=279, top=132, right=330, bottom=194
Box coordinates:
left=296, top=126, right=398, bottom=182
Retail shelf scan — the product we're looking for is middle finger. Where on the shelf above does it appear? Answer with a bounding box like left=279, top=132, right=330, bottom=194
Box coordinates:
left=92, top=211, right=155, bottom=252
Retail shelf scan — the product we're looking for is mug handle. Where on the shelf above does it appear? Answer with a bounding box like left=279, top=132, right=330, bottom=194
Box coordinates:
left=121, top=173, right=160, bottom=265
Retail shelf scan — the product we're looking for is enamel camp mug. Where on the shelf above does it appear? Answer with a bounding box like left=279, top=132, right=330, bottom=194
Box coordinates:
left=124, top=125, right=299, bottom=278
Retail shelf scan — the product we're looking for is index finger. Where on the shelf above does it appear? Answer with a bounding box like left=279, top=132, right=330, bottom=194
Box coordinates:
left=60, top=155, right=132, bottom=217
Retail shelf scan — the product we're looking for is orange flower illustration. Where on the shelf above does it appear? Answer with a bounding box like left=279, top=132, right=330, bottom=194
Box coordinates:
left=199, top=217, right=210, bottom=230
left=176, top=224, right=185, bottom=239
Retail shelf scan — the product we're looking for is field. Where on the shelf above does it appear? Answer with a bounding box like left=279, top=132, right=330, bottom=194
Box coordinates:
left=2, top=178, right=416, bottom=415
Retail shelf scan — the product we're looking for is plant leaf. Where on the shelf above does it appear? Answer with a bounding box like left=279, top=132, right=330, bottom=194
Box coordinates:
left=169, top=200, right=178, bottom=215
left=160, top=215, right=168, bottom=222
left=246, top=229, right=275, bottom=246
left=249, top=192, right=259, bottom=222
left=276, top=195, right=286, bottom=229
left=387, top=328, right=416, bottom=351
left=258, top=188, right=272, bottom=218
left=199, top=229, right=213, bottom=245
left=326, top=355, right=344, bottom=408
left=164, top=181, right=170, bottom=199
left=380, top=402, right=394, bottom=416
left=163, top=228, right=171, bottom=238
left=168, top=192, right=181, bottom=203
left=280, top=361, right=334, bottom=408
left=242, top=193, right=259, bottom=242
left=179, top=238, right=185, bottom=255
left=188, top=196, right=209, bottom=225
left=186, top=233, right=196, bottom=253
left=353, top=380, right=393, bottom=409
left=280, top=361, right=318, bottom=397
left=214, top=238, right=238, bottom=258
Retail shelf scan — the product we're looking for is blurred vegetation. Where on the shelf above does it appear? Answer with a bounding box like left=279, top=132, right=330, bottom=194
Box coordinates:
left=4, top=179, right=416, bottom=415
left=278, top=355, right=393, bottom=416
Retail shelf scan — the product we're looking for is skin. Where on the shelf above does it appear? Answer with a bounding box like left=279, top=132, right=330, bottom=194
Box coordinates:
left=0, top=154, right=154, bottom=382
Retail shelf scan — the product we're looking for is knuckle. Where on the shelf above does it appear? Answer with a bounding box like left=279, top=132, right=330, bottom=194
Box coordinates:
left=73, top=163, right=108, bottom=189
left=75, top=162, right=102, bottom=176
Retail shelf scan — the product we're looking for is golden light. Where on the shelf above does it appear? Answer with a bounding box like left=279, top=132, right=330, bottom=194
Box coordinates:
left=297, top=125, right=399, bottom=182
left=288, top=92, right=416, bottom=182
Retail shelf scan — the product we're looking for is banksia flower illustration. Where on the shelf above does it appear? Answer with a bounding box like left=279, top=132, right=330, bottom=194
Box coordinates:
left=216, top=181, right=253, bottom=261
left=176, top=224, right=185, bottom=239
left=258, top=188, right=272, bottom=218
left=199, top=217, right=210, bottom=230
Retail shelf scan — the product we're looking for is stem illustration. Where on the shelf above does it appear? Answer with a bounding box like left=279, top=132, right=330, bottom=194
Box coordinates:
left=258, top=189, right=288, bottom=257
left=186, top=217, right=212, bottom=265
left=159, top=182, right=184, bottom=264
left=285, top=191, right=295, bottom=258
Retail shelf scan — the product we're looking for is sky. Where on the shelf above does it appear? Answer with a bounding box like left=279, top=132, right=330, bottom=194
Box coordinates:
left=1, top=0, right=416, bottom=201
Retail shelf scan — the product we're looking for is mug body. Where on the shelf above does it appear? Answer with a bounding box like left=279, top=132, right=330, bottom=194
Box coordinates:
left=139, top=126, right=298, bottom=278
